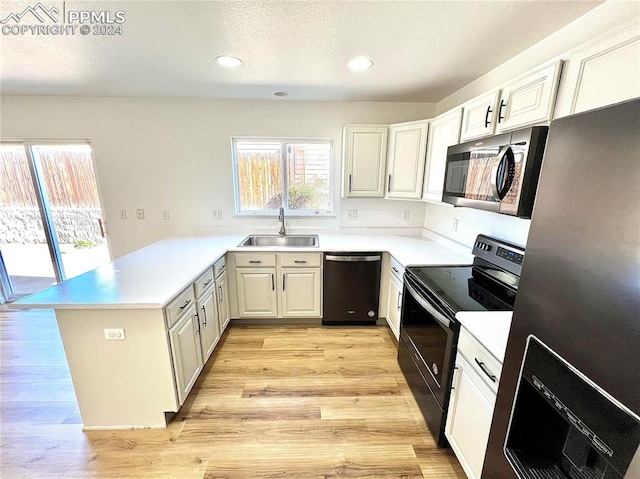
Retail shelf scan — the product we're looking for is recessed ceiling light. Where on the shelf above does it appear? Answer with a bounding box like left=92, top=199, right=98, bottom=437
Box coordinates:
left=347, top=57, right=374, bottom=71
left=215, top=55, right=243, bottom=68
left=273, top=91, right=290, bottom=97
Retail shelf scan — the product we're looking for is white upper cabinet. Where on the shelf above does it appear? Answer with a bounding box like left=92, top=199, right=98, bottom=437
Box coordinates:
left=385, top=119, right=429, bottom=200
left=554, top=22, right=640, bottom=118
left=496, top=60, right=562, bottom=133
left=460, top=91, right=501, bottom=142
left=422, top=108, right=463, bottom=203
left=342, top=125, right=388, bottom=198
left=460, top=61, right=562, bottom=141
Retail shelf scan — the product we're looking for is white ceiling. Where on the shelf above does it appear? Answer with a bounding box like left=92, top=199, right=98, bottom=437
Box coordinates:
left=0, top=0, right=603, bottom=102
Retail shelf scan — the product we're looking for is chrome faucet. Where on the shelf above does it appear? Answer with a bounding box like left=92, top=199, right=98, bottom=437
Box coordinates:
left=278, top=206, right=286, bottom=236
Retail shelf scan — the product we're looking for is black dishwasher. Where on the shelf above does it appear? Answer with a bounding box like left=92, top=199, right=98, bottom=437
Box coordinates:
left=322, top=252, right=382, bottom=325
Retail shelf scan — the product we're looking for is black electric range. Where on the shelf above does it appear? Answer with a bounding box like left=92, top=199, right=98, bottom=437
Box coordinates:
left=398, top=234, right=525, bottom=446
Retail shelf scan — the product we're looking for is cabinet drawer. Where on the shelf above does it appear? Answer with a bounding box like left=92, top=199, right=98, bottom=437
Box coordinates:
left=165, top=287, right=196, bottom=328
left=390, top=256, right=405, bottom=281
left=458, top=328, right=502, bottom=393
left=194, top=267, right=215, bottom=298
left=213, top=255, right=226, bottom=278
left=234, top=253, right=277, bottom=267
left=280, top=253, right=321, bottom=267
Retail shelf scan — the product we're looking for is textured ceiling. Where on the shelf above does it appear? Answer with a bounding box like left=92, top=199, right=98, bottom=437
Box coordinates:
left=0, top=0, right=603, bottom=102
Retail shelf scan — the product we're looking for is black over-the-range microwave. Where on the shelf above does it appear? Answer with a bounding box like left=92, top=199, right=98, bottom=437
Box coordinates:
left=442, top=126, right=548, bottom=218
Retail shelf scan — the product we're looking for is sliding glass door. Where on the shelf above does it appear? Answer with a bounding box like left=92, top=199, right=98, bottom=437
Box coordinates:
left=0, top=142, right=111, bottom=301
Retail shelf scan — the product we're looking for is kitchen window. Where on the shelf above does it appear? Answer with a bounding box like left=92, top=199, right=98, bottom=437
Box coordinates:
left=232, top=138, right=333, bottom=215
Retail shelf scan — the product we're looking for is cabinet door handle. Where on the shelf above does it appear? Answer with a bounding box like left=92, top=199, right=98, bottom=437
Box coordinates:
left=348, top=174, right=352, bottom=193
left=218, top=285, right=223, bottom=302
left=201, top=305, right=207, bottom=326
left=392, top=267, right=399, bottom=273
left=498, top=99, right=506, bottom=123
left=484, top=105, right=493, bottom=128
left=388, top=174, right=392, bottom=192
left=397, top=291, right=402, bottom=310
left=179, top=299, right=191, bottom=310
left=271, top=273, right=275, bottom=291
left=475, top=358, right=497, bottom=383
left=194, top=312, right=201, bottom=334
left=249, top=260, right=262, bottom=264
left=282, top=274, right=285, bottom=291
left=294, top=260, right=307, bottom=264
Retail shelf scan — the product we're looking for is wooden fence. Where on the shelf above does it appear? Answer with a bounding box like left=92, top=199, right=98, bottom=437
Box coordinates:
left=0, top=145, right=100, bottom=209
left=236, top=143, right=331, bottom=211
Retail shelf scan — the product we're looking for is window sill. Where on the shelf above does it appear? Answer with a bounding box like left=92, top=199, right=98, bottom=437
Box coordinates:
left=234, top=212, right=336, bottom=219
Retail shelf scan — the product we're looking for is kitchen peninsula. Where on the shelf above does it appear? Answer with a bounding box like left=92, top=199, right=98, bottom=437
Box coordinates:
left=12, top=233, right=474, bottom=429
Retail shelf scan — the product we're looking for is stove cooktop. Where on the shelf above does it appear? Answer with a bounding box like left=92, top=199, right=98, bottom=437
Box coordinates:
left=406, top=262, right=517, bottom=315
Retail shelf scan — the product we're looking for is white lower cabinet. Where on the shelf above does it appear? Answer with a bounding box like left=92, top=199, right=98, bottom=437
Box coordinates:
left=168, top=304, right=203, bottom=406
left=236, top=267, right=278, bottom=317
left=281, top=267, right=321, bottom=317
left=385, top=257, right=404, bottom=340
left=233, top=252, right=322, bottom=319
left=446, top=327, right=502, bottom=479
left=216, top=270, right=231, bottom=332
left=197, top=287, right=220, bottom=362
left=166, top=256, right=227, bottom=408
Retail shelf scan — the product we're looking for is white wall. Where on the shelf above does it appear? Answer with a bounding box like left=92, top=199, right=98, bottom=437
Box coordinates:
left=424, top=0, right=640, bottom=249
left=0, top=96, right=434, bottom=257
left=424, top=203, right=530, bottom=249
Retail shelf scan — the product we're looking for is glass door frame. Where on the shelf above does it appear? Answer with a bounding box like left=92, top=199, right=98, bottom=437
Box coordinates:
left=0, top=139, right=110, bottom=301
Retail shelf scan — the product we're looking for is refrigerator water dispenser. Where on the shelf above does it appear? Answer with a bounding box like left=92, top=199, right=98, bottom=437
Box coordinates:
left=504, top=336, right=640, bottom=479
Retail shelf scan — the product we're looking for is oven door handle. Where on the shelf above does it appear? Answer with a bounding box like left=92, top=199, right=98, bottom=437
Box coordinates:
left=404, top=280, right=451, bottom=328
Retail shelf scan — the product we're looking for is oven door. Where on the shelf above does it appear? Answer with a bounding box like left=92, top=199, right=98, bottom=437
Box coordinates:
left=399, top=274, right=459, bottom=408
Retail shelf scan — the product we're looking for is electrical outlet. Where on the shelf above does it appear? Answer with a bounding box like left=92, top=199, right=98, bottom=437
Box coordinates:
left=119, top=209, right=127, bottom=220
left=104, top=328, right=125, bottom=340
left=136, top=208, right=145, bottom=220
left=212, top=209, right=223, bottom=220
left=402, top=210, right=410, bottom=220
left=347, top=210, right=358, bottom=221
left=452, top=218, right=459, bottom=231
left=162, top=210, right=170, bottom=221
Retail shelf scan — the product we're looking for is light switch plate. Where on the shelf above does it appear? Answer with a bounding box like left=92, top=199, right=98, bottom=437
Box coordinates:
left=136, top=208, right=145, bottom=220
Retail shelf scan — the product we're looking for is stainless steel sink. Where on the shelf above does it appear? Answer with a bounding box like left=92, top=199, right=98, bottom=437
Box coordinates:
left=238, top=234, right=319, bottom=248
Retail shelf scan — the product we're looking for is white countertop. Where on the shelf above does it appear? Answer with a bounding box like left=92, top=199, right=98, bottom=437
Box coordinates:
left=12, top=233, right=472, bottom=310
left=455, top=311, right=513, bottom=363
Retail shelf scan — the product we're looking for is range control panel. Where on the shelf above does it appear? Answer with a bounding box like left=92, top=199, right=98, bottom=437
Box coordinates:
left=472, top=234, right=525, bottom=276
left=496, top=246, right=524, bottom=265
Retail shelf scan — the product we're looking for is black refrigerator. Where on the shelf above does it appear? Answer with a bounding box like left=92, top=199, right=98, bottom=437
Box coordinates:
left=483, top=99, right=640, bottom=479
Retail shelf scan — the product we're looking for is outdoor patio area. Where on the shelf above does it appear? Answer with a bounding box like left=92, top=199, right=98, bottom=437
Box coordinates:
left=2, top=243, right=110, bottom=297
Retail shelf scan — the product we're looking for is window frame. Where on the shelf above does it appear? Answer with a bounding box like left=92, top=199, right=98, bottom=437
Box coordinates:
left=231, top=137, right=335, bottom=217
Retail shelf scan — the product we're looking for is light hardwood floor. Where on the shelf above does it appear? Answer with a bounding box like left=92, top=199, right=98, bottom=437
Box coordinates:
left=0, top=308, right=465, bottom=478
